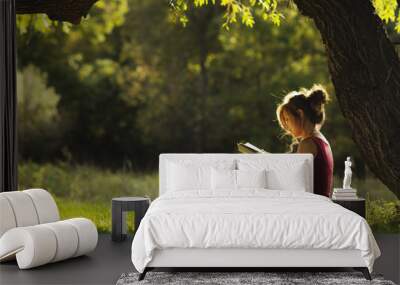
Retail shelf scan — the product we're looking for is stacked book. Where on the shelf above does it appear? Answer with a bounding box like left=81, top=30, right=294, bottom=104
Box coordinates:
left=332, top=188, right=358, bottom=200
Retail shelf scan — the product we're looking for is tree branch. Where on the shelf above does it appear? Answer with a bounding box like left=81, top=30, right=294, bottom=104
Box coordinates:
left=16, top=0, right=98, bottom=24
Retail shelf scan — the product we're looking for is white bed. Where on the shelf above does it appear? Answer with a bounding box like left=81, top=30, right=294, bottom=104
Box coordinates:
left=131, top=154, right=380, bottom=280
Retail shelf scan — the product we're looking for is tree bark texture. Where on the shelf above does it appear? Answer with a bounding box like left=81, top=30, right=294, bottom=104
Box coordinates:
left=16, top=0, right=98, bottom=24
left=294, top=0, right=400, bottom=198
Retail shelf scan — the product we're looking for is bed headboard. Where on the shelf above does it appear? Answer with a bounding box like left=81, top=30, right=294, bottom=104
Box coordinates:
left=159, top=153, right=314, bottom=196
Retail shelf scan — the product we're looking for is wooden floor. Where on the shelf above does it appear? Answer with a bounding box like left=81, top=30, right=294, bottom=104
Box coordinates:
left=0, top=234, right=398, bottom=285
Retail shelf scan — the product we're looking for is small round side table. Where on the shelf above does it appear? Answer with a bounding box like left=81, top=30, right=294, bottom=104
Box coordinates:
left=111, top=197, right=150, bottom=242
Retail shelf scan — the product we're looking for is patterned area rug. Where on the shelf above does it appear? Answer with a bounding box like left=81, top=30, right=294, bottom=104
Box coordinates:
left=116, top=271, right=396, bottom=285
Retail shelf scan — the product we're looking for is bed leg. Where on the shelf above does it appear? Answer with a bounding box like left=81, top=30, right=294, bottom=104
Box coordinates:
left=354, top=267, right=371, bottom=280
left=138, top=268, right=148, bottom=281
left=361, top=267, right=372, bottom=280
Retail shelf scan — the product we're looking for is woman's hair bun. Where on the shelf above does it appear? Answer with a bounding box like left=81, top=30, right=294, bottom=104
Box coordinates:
left=276, top=84, right=330, bottom=128
left=307, top=84, right=330, bottom=106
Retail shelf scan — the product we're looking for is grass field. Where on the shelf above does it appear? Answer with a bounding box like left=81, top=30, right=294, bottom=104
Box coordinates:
left=18, top=161, right=399, bottom=233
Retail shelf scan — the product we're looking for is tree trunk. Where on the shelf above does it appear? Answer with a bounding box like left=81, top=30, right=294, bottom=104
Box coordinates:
left=191, top=8, right=214, bottom=152
left=293, top=0, right=400, bottom=199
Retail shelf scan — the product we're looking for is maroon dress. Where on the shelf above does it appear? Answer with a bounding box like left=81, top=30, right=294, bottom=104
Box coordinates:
left=310, top=136, right=334, bottom=197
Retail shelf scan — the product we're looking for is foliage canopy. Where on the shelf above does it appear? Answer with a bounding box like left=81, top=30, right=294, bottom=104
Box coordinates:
left=16, top=0, right=400, bottom=37
left=171, top=0, right=400, bottom=32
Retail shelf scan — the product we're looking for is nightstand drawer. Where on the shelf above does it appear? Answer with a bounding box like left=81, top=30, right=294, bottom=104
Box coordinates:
left=332, top=199, right=365, bottom=218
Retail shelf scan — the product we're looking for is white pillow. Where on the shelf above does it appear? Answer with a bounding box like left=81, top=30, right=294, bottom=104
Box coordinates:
left=266, top=162, right=307, bottom=191
left=237, top=169, right=267, bottom=189
left=166, top=159, right=236, bottom=192
left=238, top=159, right=308, bottom=191
left=211, top=169, right=268, bottom=190
left=167, top=162, right=211, bottom=191
left=211, top=169, right=236, bottom=190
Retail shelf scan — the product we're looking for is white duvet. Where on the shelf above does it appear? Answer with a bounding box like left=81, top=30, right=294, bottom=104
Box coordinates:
left=131, top=190, right=380, bottom=273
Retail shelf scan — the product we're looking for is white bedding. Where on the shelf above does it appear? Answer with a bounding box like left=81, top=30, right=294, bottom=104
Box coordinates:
left=131, top=190, right=380, bottom=273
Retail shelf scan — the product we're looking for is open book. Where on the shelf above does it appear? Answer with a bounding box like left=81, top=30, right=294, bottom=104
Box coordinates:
left=237, top=142, right=268, bottom=153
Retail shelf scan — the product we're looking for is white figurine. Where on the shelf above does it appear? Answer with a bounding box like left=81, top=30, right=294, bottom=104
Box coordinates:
left=343, top=156, right=352, bottom=189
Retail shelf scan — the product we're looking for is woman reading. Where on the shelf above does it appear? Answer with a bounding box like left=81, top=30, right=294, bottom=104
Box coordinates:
left=276, top=85, right=334, bottom=197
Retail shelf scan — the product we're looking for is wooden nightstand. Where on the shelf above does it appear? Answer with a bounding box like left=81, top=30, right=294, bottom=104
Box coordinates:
left=332, top=198, right=366, bottom=218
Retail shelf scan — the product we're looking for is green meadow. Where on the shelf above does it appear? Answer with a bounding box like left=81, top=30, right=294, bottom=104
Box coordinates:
left=19, top=161, right=158, bottom=233
left=19, top=161, right=399, bottom=234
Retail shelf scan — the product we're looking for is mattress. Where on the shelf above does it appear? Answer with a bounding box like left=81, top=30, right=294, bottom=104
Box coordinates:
left=131, top=190, right=380, bottom=273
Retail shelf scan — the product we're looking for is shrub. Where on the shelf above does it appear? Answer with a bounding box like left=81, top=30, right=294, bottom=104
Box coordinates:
left=366, top=198, right=400, bottom=233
